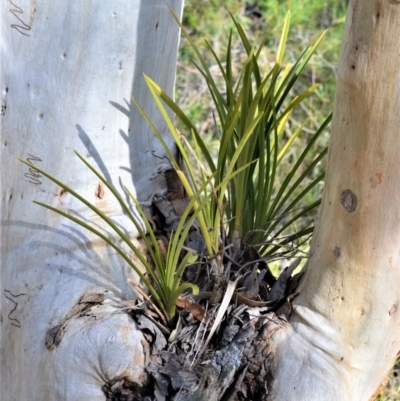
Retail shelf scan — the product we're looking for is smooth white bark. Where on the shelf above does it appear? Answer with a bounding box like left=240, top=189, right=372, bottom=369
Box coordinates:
left=3, top=1, right=399, bottom=400
left=1, top=1, right=183, bottom=399
left=270, top=1, right=400, bottom=399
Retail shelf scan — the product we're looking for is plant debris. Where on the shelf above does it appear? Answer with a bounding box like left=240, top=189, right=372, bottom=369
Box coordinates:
left=130, top=215, right=304, bottom=400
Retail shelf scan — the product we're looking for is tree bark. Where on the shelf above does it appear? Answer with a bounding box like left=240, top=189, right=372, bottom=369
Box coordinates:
left=268, top=1, right=400, bottom=399
left=1, top=1, right=182, bottom=400
left=2, top=1, right=399, bottom=400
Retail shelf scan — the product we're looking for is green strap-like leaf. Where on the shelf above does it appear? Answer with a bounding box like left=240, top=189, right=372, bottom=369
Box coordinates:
left=276, top=11, right=291, bottom=65
left=32, top=200, right=168, bottom=317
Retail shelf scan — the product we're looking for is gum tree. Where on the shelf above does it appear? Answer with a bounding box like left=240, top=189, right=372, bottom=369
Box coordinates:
left=1, top=1, right=183, bottom=399
left=1, top=0, right=399, bottom=400
left=267, top=1, right=400, bottom=398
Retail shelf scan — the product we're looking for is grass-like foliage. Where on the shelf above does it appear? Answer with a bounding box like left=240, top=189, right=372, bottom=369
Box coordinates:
left=139, top=8, right=330, bottom=258
left=19, top=153, right=202, bottom=325
left=20, top=10, right=331, bottom=323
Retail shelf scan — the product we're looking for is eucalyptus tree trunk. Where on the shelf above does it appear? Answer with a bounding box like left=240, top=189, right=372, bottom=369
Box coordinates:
left=2, top=0, right=399, bottom=400
left=1, top=1, right=182, bottom=400
left=267, top=1, right=400, bottom=399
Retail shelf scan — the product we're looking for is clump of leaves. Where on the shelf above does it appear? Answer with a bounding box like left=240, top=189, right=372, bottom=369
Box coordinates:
left=19, top=153, right=201, bottom=326
left=20, top=9, right=331, bottom=325
left=139, top=8, right=330, bottom=260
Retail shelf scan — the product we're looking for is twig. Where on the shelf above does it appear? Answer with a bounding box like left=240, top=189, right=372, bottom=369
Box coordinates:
left=127, top=279, right=167, bottom=326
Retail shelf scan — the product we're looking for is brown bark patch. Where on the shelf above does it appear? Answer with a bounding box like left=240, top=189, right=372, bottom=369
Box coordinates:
left=389, top=304, right=397, bottom=316
left=1, top=101, right=6, bottom=116
left=376, top=172, right=383, bottom=184
left=95, top=182, right=105, bottom=199
left=45, top=324, right=65, bottom=350
left=102, top=375, right=147, bottom=401
left=341, top=189, right=357, bottom=212
left=57, top=187, right=67, bottom=199
left=45, top=292, right=105, bottom=350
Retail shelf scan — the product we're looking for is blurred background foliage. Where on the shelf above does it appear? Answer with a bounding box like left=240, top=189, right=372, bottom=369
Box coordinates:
left=175, top=1, right=399, bottom=399
left=177, top=0, right=346, bottom=141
